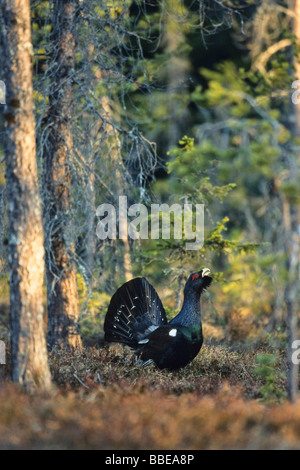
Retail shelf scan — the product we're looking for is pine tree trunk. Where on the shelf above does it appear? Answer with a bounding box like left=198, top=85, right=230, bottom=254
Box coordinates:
left=84, top=155, right=96, bottom=281
left=283, top=195, right=299, bottom=402
left=101, top=95, right=133, bottom=282
left=43, top=0, right=81, bottom=350
left=1, top=0, right=51, bottom=391
left=285, top=0, right=300, bottom=402
left=164, top=0, right=189, bottom=149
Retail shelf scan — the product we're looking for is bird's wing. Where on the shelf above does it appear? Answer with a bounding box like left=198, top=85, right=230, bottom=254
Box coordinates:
left=136, top=325, right=181, bottom=366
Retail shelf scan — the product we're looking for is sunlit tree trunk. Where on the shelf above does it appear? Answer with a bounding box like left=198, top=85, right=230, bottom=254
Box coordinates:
left=43, top=0, right=81, bottom=350
left=1, top=0, right=51, bottom=391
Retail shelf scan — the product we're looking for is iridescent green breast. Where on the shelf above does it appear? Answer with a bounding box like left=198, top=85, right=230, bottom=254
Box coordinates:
left=179, top=323, right=203, bottom=343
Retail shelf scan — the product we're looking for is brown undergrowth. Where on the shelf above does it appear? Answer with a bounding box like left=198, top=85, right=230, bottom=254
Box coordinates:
left=0, top=342, right=298, bottom=449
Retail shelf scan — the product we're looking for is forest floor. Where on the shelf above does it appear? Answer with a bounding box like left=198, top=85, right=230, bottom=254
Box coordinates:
left=1, top=339, right=300, bottom=450
left=1, top=300, right=300, bottom=449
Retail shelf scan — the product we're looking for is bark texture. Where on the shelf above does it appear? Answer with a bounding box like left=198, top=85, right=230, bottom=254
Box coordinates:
left=1, top=0, right=51, bottom=391
left=101, top=93, right=133, bottom=283
left=285, top=0, right=300, bottom=402
left=43, top=0, right=81, bottom=350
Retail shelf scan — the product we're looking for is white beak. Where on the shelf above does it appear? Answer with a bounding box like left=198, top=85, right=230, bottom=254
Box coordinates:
left=202, top=268, right=211, bottom=277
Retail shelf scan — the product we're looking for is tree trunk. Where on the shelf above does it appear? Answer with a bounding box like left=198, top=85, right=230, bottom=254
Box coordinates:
left=164, top=0, right=189, bottom=149
left=43, top=0, right=81, bottom=350
left=283, top=194, right=299, bottom=402
left=84, top=153, right=96, bottom=281
left=1, top=0, right=51, bottom=391
left=285, top=0, right=300, bottom=402
left=101, top=94, right=133, bottom=282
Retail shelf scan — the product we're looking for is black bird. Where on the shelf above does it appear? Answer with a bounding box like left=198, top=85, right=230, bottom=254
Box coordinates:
left=104, top=268, right=212, bottom=370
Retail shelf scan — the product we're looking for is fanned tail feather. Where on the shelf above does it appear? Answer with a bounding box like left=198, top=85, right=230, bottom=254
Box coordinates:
left=104, top=277, right=168, bottom=349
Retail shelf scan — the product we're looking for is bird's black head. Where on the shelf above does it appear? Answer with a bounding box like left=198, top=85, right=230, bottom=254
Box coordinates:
left=184, top=268, right=212, bottom=295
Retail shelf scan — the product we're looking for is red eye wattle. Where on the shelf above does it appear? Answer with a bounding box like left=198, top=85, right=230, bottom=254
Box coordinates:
left=192, top=274, right=199, bottom=281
